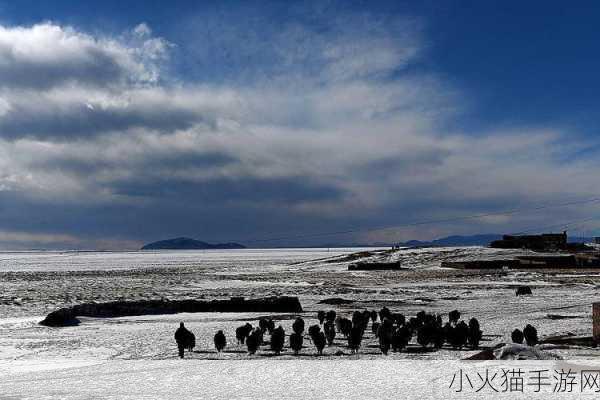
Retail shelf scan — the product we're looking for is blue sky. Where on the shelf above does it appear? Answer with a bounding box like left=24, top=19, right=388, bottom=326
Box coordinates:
left=0, top=1, right=599, bottom=249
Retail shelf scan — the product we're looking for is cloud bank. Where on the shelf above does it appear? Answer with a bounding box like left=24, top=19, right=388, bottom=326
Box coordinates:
left=0, top=17, right=598, bottom=249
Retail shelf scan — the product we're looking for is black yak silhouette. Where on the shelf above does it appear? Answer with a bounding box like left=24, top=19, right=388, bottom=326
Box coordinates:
left=336, top=317, right=352, bottom=337
left=392, top=325, right=411, bottom=352
left=174, top=322, right=195, bottom=358
left=309, top=324, right=326, bottom=355
left=372, top=321, right=381, bottom=336
left=270, top=325, right=285, bottom=355
left=317, top=311, right=326, bottom=325
left=324, top=320, right=336, bottom=345
left=348, top=326, right=363, bottom=353
left=247, top=328, right=262, bottom=354
left=448, top=310, right=461, bottom=325
left=325, top=310, right=336, bottom=323
left=290, top=332, right=303, bottom=355
left=292, top=317, right=305, bottom=335
left=523, top=324, right=538, bottom=346
left=370, top=310, right=378, bottom=323
left=214, top=330, right=226, bottom=352
left=467, top=318, right=482, bottom=348
left=379, top=306, right=391, bottom=321
left=235, top=323, right=252, bottom=344
left=377, top=318, right=393, bottom=355
left=511, top=328, right=524, bottom=344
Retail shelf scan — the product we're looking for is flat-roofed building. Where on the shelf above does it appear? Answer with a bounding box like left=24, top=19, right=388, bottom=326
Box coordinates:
left=490, top=231, right=568, bottom=251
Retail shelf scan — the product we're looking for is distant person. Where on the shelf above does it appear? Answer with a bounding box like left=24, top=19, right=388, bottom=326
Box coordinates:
left=175, top=322, right=192, bottom=359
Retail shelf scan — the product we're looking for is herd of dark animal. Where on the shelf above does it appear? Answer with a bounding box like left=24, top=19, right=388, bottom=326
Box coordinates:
left=172, top=307, right=522, bottom=358
left=510, top=324, right=539, bottom=346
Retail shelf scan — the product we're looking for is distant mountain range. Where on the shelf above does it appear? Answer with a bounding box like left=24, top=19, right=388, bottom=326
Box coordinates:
left=139, top=233, right=594, bottom=250
left=141, top=237, right=246, bottom=250
left=237, top=234, right=505, bottom=248
left=398, top=233, right=598, bottom=248
left=399, top=234, right=503, bottom=247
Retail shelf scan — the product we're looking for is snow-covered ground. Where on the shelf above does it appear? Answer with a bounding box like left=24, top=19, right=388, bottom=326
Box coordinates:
left=5, top=359, right=600, bottom=399
left=1, top=247, right=600, bottom=398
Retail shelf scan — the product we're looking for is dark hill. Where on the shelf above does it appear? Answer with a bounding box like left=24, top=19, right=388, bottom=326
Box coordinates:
left=141, top=237, right=245, bottom=250
left=401, top=234, right=502, bottom=247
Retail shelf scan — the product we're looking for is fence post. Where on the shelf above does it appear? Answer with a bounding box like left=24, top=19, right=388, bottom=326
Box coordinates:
left=593, top=303, right=600, bottom=342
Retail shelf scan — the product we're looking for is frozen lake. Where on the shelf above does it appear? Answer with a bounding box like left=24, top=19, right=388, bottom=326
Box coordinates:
left=0, top=248, right=370, bottom=272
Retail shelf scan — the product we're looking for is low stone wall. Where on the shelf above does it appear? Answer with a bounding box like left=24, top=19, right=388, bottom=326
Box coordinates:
left=39, top=296, right=303, bottom=327
left=442, top=255, right=591, bottom=270
left=348, top=261, right=402, bottom=271
left=516, top=255, right=577, bottom=268
left=441, top=260, right=520, bottom=270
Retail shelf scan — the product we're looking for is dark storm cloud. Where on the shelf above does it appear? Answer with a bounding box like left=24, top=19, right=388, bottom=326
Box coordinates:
left=353, top=150, right=450, bottom=180
left=0, top=188, right=349, bottom=247
left=108, top=176, right=345, bottom=204
left=0, top=47, right=129, bottom=90
left=0, top=100, right=209, bottom=140
left=28, top=151, right=236, bottom=175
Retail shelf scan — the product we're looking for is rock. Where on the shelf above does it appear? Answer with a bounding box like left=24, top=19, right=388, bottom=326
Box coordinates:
left=463, top=349, right=496, bottom=360
left=546, top=314, right=580, bottom=320
left=516, top=286, right=532, bottom=296
left=40, top=308, right=80, bottom=327
left=540, top=334, right=595, bottom=347
left=494, top=343, right=562, bottom=360
left=348, top=261, right=402, bottom=271
left=40, top=296, right=302, bottom=327
left=318, top=298, right=354, bottom=305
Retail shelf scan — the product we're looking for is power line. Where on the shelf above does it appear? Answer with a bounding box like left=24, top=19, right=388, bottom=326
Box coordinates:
left=510, top=216, right=600, bottom=235
left=238, top=196, right=600, bottom=243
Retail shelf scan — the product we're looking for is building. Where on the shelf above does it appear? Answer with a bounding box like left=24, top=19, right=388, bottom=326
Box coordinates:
left=490, top=231, right=568, bottom=251
left=595, top=237, right=600, bottom=245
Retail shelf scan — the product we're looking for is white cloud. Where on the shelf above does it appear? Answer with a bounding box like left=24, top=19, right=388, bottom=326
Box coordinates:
left=133, top=23, right=152, bottom=38
left=0, top=22, right=170, bottom=90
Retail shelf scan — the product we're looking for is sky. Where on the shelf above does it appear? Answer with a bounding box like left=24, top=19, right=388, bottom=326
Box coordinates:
left=0, top=0, right=599, bottom=249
